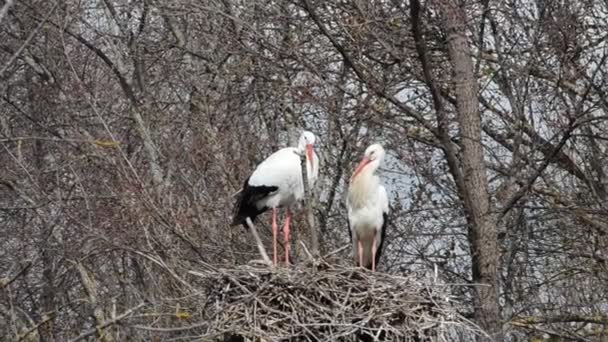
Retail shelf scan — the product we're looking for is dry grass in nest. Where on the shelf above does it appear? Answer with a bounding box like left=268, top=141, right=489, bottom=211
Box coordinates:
left=190, top=259, right=488, bottom=341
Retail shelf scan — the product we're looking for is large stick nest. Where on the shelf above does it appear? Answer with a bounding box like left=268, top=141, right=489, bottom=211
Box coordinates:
left=192, top=259, right=487, bottom=341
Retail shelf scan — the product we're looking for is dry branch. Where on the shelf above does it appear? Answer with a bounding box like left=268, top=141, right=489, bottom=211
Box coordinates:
left=299, top=149, right=319, bottom=256
left=68, top=303, right=145, bottom=342
left=246, top=217, right=272, bottom=265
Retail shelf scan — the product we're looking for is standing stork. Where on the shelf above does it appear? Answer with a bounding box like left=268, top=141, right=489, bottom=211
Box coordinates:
left=347, top=144, right=389, bottom=271
left=231, top=131, right=319, bottom=265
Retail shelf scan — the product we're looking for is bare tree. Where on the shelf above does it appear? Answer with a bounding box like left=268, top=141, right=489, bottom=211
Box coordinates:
left=2, top=0, right=608, bottom=340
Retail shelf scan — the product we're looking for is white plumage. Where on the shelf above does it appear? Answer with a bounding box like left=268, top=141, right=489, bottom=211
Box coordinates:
left=232, top=131, right=319, bottom=265
left=347, top=143, right=389, bottom=271
left=248, top=145, right=319, bottom=209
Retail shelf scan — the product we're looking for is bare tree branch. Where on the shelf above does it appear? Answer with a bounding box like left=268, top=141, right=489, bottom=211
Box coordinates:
left=0, top=0, right=14, bottom=25
left=245, top=217, right=272, bottom=265
left=0, top=2, right=58, bottom=78
left=0, top=261, right=31, bottom=289
left=68, top=303, right=145, bottom=342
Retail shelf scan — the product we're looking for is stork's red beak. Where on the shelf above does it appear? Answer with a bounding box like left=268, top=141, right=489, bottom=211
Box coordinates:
left=306, top=144, right=314, bottom=168
left=351, top=157, right=371, bottom=181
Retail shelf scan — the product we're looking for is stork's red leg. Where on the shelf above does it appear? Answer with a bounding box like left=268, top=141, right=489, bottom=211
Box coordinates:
left=372, top=236, right=377, bottom=272
left=358, top=241, right=363, bottom=268
left=283, top=208, right=292, bottom=265
left=272, top=208, right=278, bottom=266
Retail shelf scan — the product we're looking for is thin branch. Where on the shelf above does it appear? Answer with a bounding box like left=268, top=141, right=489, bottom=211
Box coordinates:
left=500, top=119, right=578, bottom=217
left=58, top=18, right=164, bottom=187
left=409, top=0, right=466, bottom=199
left=131, top=321, right=208, bottom=332
left=298, top=240, right=314, bottom=261
left=323, top=245, right=349, bottom=258
left=68, top=303, right=145, bottom=342
left=474, top=0, right=491, bottom=75
left=0, top=262, right=32, bottom=289
left=513, top=315, right=608, bottom=326
left=16, top=313, right=56, bottom=342
left=0, top=2, right=59, bottom=78
left=299, top=149, right=319, bottom=255
left=245, top=217, right=272, bottom=265
left=300, top=0, right=437, bottom=136
left=75, top=262, right=115, bottom=342
left=0, top=0, right=14, bottom=25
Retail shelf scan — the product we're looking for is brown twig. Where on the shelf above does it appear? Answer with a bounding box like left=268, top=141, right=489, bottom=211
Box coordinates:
left=245, top=217, right=272, bottom=265
left=68, top=303, right=145, bottom=342
left=187, top=260, right=488, bottom=341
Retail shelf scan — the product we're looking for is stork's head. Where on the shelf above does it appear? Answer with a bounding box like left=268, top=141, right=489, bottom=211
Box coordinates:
left=351, top=143, right=385, bottom=182
left=298, top=130, right=316, bottom=165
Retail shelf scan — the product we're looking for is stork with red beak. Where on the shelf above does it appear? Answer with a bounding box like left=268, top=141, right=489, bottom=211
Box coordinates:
left=231, top=131, right=319, bottom=265
left=347, top=144, right=389, bottom=271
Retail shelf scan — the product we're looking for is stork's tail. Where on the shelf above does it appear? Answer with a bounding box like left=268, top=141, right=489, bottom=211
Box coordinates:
left=230, top=177, right=277, bottom=228
left=230, top=190, right=255, bottom=228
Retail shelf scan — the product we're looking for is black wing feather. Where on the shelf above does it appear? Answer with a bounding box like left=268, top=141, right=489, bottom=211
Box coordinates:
left=374, top=212, right=389, bottom=268
left=347, top=216, right=353, bottom=244
left=231, top=176, right=278, bottom=228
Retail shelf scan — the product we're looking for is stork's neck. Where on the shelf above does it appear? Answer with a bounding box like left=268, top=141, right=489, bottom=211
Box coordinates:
left=352, top=159, right=379, bottom=183
left=348, top=164, right=379, bottom=209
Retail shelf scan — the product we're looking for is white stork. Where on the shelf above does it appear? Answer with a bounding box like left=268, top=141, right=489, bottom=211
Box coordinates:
left=231, top=131, right=319, bottom=265
left=347, top=143, right=389, bottom=271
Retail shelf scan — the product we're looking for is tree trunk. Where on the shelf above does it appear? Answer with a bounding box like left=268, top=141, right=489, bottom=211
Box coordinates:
left=434, top=0, right=503, bottom=339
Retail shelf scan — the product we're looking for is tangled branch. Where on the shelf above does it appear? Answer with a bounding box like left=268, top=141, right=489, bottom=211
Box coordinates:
left=186, top=260, right=488, bottom=341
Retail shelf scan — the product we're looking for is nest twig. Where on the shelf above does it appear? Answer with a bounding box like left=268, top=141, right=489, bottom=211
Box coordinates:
left=190, top=260, right=488, bottom=341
